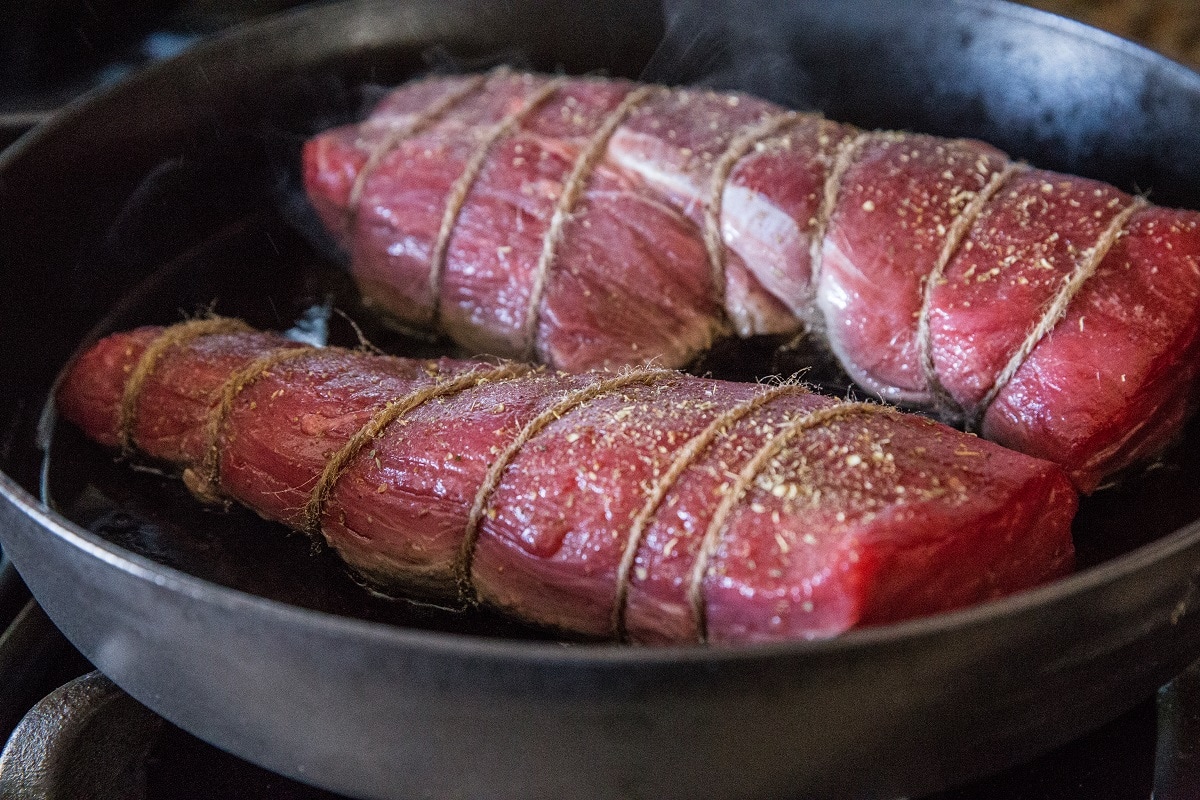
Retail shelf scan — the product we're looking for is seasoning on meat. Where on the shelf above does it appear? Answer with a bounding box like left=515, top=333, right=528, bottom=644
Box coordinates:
left=304, top=70, right=1200, bottom=492
left=56, top=319, right=1077, bottom=643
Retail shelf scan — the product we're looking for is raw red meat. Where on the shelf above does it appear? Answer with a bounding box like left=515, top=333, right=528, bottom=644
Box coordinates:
left=304, top=71, right=1200, bottom=492
left=56, top=319, right=1077, bottom=643
left=306, top=71, right=725, bottom=369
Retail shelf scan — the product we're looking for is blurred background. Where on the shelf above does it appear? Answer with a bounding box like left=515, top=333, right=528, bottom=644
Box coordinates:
left=0, top=0, right=1195, bottom=125
left=0, top=0, right=313, bottom=153
left=1024, top=0, right=1200, bottom=65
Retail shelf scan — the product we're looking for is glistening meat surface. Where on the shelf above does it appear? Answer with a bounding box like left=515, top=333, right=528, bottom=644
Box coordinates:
left=56, top=319, right=1077, bottom=644
left=304, top=71, right=1200, bottom=492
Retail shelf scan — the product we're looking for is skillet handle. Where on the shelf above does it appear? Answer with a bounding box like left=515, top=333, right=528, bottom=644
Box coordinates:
left=0, top=670, right=163, bottom=800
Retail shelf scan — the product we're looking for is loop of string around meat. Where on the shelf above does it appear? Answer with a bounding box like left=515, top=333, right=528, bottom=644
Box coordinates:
left=968, top=195, right=1145, bottom=430
left=610, top=380, right=812, bottom=641
left=520, top=84, right=660, bottom=361
left=117, top=317, right=254, bottom=456
left=344, top=70, right=495, bottom=229
left=303, top=361, right=534, bottom=537
left=427, top=74, right=570, bottom=331
left=912, top=163, right=1022, bottom=423
left=702, top=110, right=805, bottom=310
left=457, top=367, right=672, bottom=604
left=184, top=343, right=320, bottom=503
left=686, top=400, right=892, bottom=643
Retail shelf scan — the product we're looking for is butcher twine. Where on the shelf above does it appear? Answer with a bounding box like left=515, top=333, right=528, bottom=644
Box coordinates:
left=686, top=400, right=889, bottom=643
left=344, top=70, right=493, bottom=229
left=427, top=76, right=569, bottom=329
left=702, top=110, right=804, bottom=307
left=117, top=317, right=253, bottom=456
left=520, top=84, right=661, bottom=361
left=914, top=162, right=1023, bottom=423
left=183, top=343, right=319, bottom=503
left=302, top=362, right=533, bottom=537
left=970, top=195, right=1146, bottom=430
left=456, top=367, right=671, bottom=602
left=610, top=380, right=812, bottom=640
left=808, top=130, right=870, bottom=290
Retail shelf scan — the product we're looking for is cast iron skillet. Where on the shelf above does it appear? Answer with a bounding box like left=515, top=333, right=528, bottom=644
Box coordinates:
left=3, top=0, right=1200, bottom=797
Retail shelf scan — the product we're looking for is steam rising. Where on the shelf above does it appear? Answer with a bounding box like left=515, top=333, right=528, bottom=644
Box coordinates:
left=641, top=0, right=818, bottom=110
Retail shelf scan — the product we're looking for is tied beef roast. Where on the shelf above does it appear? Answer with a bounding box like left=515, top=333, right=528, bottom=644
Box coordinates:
left=304, top=70, right=1200, bottom=492
left=56, top=319, right=1076, bottom=644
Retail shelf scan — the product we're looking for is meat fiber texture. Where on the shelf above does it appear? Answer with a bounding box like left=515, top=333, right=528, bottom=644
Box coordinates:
left=56, top=319, right=1076, bottom=644
left=304, top=70, right=1200, bottom=492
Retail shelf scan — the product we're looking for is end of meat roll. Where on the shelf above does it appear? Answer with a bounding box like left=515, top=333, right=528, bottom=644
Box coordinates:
left=980, top=207, right=1200, bottom=491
